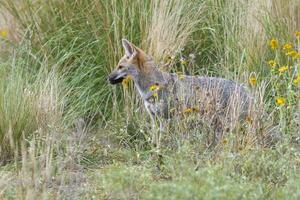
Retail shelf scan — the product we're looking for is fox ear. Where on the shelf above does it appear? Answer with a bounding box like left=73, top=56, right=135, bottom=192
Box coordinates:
left=122, top=39, right=137, bottom=58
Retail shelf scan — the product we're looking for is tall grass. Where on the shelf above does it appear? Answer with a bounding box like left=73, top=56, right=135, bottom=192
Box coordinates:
left=0, top=0, right=207, bottom=122
left=145, top=0, right=204, bottom=61
left=0, top=48, right=65, bottom=162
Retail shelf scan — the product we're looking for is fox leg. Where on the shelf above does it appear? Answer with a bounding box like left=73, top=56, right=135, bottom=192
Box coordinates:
left=150, top=115, right=161, bottom=149
left=150, top=117, right=167, bottom=149
left=144, top=102, right=158, bottom=146
left=156, top=119, right=168, bottom=149
left=159, top=119, right=168, bottom=132
left=206, top=116, right=223, bottom=149
left=150, top=115, right=156, bottom=145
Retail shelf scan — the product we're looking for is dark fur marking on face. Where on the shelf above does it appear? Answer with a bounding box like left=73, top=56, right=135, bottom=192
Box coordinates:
left=108, top=75, right=124, bottom=85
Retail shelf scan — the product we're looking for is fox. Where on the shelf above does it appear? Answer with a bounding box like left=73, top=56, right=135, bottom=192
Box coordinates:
left=108, top=39, right=252, bottom=147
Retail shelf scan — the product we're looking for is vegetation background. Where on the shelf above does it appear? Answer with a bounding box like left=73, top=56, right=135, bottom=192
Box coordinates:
left=0, top=0, right=299, bottom=199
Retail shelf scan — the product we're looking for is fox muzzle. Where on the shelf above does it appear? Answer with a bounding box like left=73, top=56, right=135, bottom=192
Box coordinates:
left=108, top=73, right=125, bottom=85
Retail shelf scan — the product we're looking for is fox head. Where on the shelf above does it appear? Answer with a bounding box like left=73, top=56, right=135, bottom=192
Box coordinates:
left=108, top=39, right=150, bottom=84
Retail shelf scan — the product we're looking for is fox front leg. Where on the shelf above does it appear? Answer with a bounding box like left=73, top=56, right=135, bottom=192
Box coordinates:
left=150, top=115, right=158, bottom=145
left=149, top=115, right=166, bottom=149
left=144, top=101, right=158, bottom=146
left=159, top=120, right=167, bottom=132
left=156, top=118, right=169, bottom=149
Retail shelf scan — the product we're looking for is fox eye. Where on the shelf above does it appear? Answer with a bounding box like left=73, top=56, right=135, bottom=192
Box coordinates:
left=118, top=65, right=125, bottom=70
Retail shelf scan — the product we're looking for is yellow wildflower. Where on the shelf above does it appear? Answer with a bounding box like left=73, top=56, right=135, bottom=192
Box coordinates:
left=295, top=31, right=300, bottom=38
left=180, top=58, right=188, bottom=65
left=0, top=29, right=8, bottom=38
left=249, top=75, right=257, bottom=87
left=268, top=60, right=276, bottom=67
left=183, top=107, right=200, bottom=114
left=152, top=92, right=158, bottom=98
left=176, top=72, right=185, bottom=80
left=282, top=43, right=292, bottom=50
left=293, top=53, right=300, bottom=59
left=149, top=83, right=160, bottom=91
left=221, top=139, right=228, bottom=145
left=293, top=78, right=300, bottom=85
left=293, top=73, right=300, bottom=85
left=268, top=39, right=278, bottom=49
left=166, top=55, right=175, bottom=62
left=122, top=76, right=132, bottom=89
left=286, top=50, right=297, bottom=57
left=246, top=116, right=253, bottom=124
left=192, top=107, right=200, bottom=113
left=278, top=65, right=288, bottom=73
left=179, top=75, right=185, bottom=80
left=183, top=108, right=193, bottom=114
left=276, top=97, right=286, bottom=106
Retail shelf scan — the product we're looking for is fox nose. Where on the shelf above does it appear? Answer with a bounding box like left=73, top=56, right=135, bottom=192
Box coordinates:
left=108, top=74, right=114, bottom=84
left=108, top=73, right=121, bottom=85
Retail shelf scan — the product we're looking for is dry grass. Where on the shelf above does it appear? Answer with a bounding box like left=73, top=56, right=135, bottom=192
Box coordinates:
left=145, top=0, right=204, bottom=63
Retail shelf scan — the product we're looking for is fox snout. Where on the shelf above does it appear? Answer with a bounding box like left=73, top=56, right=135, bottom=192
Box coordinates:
left=108, top=71, right=125, bottom=85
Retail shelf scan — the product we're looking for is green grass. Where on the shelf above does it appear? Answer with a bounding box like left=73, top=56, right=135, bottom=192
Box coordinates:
left=0, top=0, right=299, bottom=199
left=87, top=142, right=300, bottom=200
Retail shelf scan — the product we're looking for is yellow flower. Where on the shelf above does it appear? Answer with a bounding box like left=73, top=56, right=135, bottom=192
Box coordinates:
left=180, top=58, right=188, bottom=65
left=183, top=108, right=193, bottom=114
left=221, top=139, right=228, bottom=145
left=276, top=97, right=286, bottom=106
left=149, top=84, right=160, bottom=91
left=122, top=76, right=132, bottom=89
left=183, top=107, right=199, bottom=114
left=278, top=65, right=288, bottom=73
left=286, top=50, right=297, bottom=57
left=166, top=55, right=175, bottom=62
left=293, top=53, right=300, bottom=59
left=192, top=107, right=200, bottom=112
left=293, top=73, right=300, bottom=85
left=282, top=43, right=292, bottom=50
left=295, top=31, right=300, bottom=38
left=246, top=116, right=253, bottom=124
left=249, top=75, right=257, bottom=87
left=268, top=39, right=278, bottom=49
left=268, top=60, right=276, bottom=67
left=293, top=78, right=300, bottom=85
left=0, top=29, right=8, bottom=38
left=176, top=72, right=185, bottom=80
left=179, top=75, right=185, bottom=80
left=152, top=92, right=158, bottom=98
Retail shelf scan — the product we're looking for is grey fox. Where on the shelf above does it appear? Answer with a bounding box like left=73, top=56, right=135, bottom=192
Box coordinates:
left=108, top=39, right=251, bottom=146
